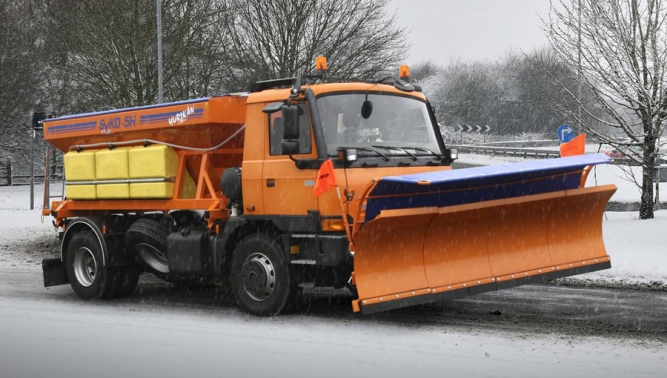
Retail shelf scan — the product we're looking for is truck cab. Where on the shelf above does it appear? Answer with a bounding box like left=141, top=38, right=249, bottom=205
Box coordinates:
left=241, top=80, right=456, bottom=221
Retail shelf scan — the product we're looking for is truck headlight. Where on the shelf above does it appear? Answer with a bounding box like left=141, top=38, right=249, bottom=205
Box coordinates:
left=449, top=148, right=458, bottom=160
left=337, top=148, right=358, bottom=162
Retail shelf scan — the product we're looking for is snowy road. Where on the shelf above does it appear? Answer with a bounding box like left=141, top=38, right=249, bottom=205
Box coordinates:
left=1, top=267, right=665, bottom=378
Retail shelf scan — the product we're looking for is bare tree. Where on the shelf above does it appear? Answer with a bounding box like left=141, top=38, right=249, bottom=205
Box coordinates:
left=221, top=0, right=408, bottom=90
left=419, top=59, right=504, bottom=136
left=410, top=61, right=442, bottom=83
left=516, top=48, right=609, bottom=136
left=0, top=0, right=42, bottom=151
left=37, top=0, right=230, bottom=110
left=417, top=49, right=608, bottom=143
left=547, top=0, right=667, bottom=219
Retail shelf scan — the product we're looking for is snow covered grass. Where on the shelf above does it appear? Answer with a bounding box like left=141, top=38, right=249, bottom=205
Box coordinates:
left=0, top=185, right=60, bottom=270
left=575, top=211, right=667, bottom=288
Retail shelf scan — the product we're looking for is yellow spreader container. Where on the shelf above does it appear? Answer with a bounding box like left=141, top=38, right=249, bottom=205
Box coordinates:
left=181, top=172, right=196, bottom=199
left=64, top=150, right=97, bottom=200
left=66, top=185, right=97, bottom=200
left=97, top=184, right=130, bottom=199
left=129, top=171, right=196, bottom=199
left=129, top=145, right=178, bottom=179
left=95, top=148, right=130, bottom=180
left=94, top=147, right=131, bottom=199
left=64, top=150, right=96, bottom=181
left=64, top=145, right=195, bottom=200
left=130, top=182, right=175, bottom=199
left=129, top=145, right=182, bottom=199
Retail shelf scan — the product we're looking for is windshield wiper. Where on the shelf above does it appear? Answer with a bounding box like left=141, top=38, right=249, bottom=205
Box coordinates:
left=372, top=145, right=418, bottom=161
left=410, top=147, right=442, bottom=159
left=344, top=146, right=390, bottom=161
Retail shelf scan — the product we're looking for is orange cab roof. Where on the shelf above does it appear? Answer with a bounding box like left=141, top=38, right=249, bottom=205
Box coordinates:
left=246, top=82, right=427, bottom=104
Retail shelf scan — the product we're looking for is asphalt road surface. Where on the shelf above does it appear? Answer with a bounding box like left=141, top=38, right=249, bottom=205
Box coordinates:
left=1, top=265, right=666, bottom=378
left=3, top=266, right=667, bottom=338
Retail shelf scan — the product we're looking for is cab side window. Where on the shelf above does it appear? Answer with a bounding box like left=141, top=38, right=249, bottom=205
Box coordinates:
left=268, top=104, right=312, bottom=155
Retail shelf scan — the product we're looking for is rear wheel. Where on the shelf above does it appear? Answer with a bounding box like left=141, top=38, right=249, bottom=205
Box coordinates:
left=66, top=230, right=139, bottom=299
left=125, top=218, right=170, bottom=280
left=230, top=233, right=298, bottom=316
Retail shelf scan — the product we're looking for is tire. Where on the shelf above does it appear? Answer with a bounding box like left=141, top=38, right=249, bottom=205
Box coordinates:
left=230, top=233, right=298, bottom=316
left=125, top=218, right=171, bottom=281
left=66, top=230, right=139, bottom=299
left=112, top=264, right=141, bottom=297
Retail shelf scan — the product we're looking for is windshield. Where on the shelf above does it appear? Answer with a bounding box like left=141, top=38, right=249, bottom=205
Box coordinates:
left=317, top=93, right=441, bottom=157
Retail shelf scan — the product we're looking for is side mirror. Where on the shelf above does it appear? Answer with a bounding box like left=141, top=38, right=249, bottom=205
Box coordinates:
left=281, top=105, right=299, bottom=140
left=361, top=100, right=373, bottom=119
left=281, top=140, right=300, bottom=155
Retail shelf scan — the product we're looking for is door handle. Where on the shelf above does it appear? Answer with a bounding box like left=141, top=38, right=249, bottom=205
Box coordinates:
left=266, top=178, right=275, bottom=188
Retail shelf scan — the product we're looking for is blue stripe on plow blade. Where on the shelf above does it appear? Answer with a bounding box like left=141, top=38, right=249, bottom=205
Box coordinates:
left=363, top=153, right=612, bottom=223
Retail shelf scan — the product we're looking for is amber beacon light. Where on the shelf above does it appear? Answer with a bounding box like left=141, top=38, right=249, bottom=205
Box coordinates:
left=399, top=65, right=410, bottom=80
left=316, top=56, right=328, bottom=72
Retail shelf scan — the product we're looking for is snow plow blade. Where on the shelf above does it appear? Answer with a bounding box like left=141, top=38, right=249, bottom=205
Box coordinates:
left=351, top=154, right=617, bottom=314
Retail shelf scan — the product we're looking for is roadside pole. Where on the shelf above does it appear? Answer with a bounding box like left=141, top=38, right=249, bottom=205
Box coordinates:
left=30, top=128, right=35, bottom=210
left=157, top=0, right=163, bottom=103
left=29, top=112, right=45, bottom=210
left=656, top=165, right=660, bottom=210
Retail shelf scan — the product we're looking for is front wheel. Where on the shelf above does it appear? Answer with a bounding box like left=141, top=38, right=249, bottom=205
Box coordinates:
left=66, top=230, right=139, bottom=299
left=230, top=233, right=298, bottom=316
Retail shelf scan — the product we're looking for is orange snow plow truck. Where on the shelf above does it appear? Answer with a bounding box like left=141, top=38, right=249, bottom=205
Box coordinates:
left=40, top=64, right=617, bottom=316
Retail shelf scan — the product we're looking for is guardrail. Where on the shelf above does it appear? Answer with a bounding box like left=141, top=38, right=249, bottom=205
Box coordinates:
left=478, top=140, right=559, bottom=148
left=450, top=144, right=654, bottom=167
left=1, top=157, right=63, bottom=186
left=0, top=157, right=13, bottom=185
left=450, top=145, right=561, bottom=159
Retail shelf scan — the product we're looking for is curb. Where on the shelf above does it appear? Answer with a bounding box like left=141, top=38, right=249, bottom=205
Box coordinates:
left=545, top=277, right=667, bottom=292
left=606, top=201, right=667, bottom=211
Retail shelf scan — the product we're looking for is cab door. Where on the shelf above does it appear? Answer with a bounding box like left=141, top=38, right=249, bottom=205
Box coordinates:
left=262, top=104, right=318, bottom=216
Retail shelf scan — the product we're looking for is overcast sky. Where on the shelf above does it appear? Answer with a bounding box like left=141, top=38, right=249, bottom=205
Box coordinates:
left=388, top=0, right=553, bottom=65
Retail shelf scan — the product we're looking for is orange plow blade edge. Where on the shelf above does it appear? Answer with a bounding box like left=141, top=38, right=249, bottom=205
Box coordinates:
left=350, top=154, right=617, bottom=314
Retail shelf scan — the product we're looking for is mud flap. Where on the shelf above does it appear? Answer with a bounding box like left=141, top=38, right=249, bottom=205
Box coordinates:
left=42, top=258, right=69, bottom=287
left=350, top=154, right=617, bottom=314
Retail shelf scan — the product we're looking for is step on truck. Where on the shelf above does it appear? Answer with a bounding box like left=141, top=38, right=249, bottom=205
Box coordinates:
left=40, top=59, right=617, bottom=316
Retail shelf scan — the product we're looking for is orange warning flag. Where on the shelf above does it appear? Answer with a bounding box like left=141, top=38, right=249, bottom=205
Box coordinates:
left=314, top=159, right=337, bottom=196
left=560, top=134, right=586, bottom=157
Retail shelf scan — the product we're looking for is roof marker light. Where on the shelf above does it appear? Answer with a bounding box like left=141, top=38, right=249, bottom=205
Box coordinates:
left=399, top=65, right=410, bottom=81
left=316, top=56, right=327, bottom=72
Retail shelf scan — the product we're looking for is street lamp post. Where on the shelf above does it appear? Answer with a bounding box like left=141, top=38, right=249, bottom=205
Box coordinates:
left=157, top=0, right=163, bottom=103
left=577, top=0, right=582, bottom=131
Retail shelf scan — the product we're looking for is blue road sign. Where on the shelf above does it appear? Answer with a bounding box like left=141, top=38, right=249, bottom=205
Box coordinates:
left=557, top=124, right=574, bottom=143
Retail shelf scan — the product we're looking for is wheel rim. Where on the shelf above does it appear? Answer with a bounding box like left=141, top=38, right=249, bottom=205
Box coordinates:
left=241, top=252, right=276, bottom=301
left=73, top=247, right=97, bottom=287
left=136, top=243, right=170, bottom=273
